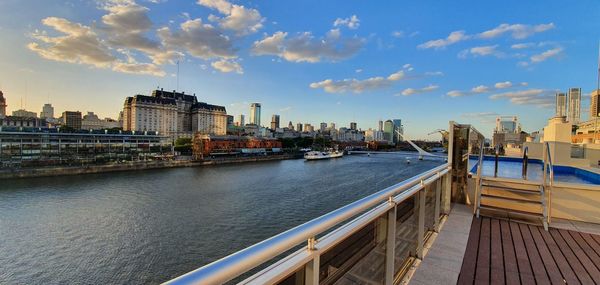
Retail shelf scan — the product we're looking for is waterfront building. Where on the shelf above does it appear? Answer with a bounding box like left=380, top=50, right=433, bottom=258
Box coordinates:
left=0, top=116, right=46, bottom=128
left=0, top=127, right=170, bottom=168
left=392, top=119, right=403, bottom=143
left=270, top=114, right=280, bottom=130
left=62, top=111, right=82, bottom=129
left=378, top=120, right=383, bottom=132
left=0, top=91, right=6, bottom=118
left=296, top=123, right=303, bottom=132
left=591, top=89, right=600, bottom=119
left=305, top=123, right=314, bottom=132
left=226, top=115, right=234, bottom=127
left=320, top=122, right=327, bottom=132
left=250, top=103, right=261, bottom=126
left=555, top=92, right=567, bottom=117
left=383, top=120, right=394, bottom=142
left=40, top=103, right=54, bottom=119
left=568, top=87, right=581, bottom=124
left=350, top=122, right=357, bottom=131
left=192, top=134, right=282, bottom=158
left=81, top=112, right=120, bottom=130
left=123, top=89, right=227, bottom=138
left=12, top=109, right=37, bottom=118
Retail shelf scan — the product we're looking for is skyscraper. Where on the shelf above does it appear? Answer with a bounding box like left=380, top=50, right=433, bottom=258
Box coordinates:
left=271, top=114, right=280, bottom=129
left=320, top=122, right=327, bottom=132
left=392, top=119, right=402, bottom=142
left=0, top=90, right=6, bottom=118
left=383, top=120, right=394, bottom=142
left=296, top=123, right=303, bottom=132
left=40, top=103, right=54, bottom=119
left=237, top=114, right=245, bottom=126
left=591, top=90, right=600, bottom=118
left=568, top=88, right=581, bottom=124
left=378, top=120, right=383, bottom=132
left=250, top=103, right=261, bottom=126
left=350, top=122, right=357, bottom=130
left=555, top=92, right=567, bottom=118
left=62, top=111, right=82, bottom=129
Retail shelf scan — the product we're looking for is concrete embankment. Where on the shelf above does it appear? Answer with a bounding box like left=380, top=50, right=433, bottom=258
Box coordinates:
left=0, top=154, right=299, bottom=179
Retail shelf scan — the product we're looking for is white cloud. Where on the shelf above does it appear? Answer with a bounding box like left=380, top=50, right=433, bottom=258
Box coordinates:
left=198, top=0, right=264, bottom=35
left=391, top=31, right=404, bottom=38
left=459, top=45, right=504, bottom=58
left=211, top=58, right=243, bottom=74
left=530, top=47, right=563, bottom=63
left=446, top=90, right=466, bottom=97
left=113, top=61, right=166, bottom=76
left=471, top=85, right=490, bottom=93
left=478, top=23, right=555, bottom=39
left=309, top=69, right=408, bottom=94
left=279, top=106, right=292, bottom=112
left=495, top=81, right=513, bottom=89
left=252, top=30, right=365, bottom=63
left=28, top=17, right=115, bottom=68
left=511, top=43, right=535, bottom=49
left=418, top=30, right=469, bottom=49
left=333, top=15, right=360, bottom=29
left=158, top=18, right=237, bottom=60
left=489, top=89, right=556, bottom=107
left=399, top=85, right=439, bottom=96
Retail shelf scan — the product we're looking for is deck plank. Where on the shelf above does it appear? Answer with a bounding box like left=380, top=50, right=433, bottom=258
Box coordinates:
left=457, top=217, right=482, bottom=285
left=489, top=219, right=504, bottom=285
left=474, top=217, right=491, bottom=285
left=568, top=231, right=600, bottom=273
left=549, top=229, right=594, bottom=284
left=579, top=232, right=600, bottom=258
left=538, top=227, right=580, bottom=285
left=518, top=223, right=551, bottom=285
left=500, top=220, right=520, bottom=285
left=509, top=221, right=535, bottom=284
left=558, top=229, right=600, bottom=281
left=527, top=225, right=564, bottom=285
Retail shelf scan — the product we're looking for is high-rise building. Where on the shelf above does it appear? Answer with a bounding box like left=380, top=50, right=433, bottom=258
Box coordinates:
left=591, top=90, right=600, bottom=118
left=62, top=111, right=82, bottom=129
left=296, top=123, right=303, bottom=132
left=250, top=103, right=261, bottom=126
left=350, top=122, right=357, bottom=130
left=270, top=114, right=280, bottom=129
left=287, top=121, right=293, bottom=130
left=329, top=122, right=336, bottom=130
left=555, top=92, right=567, bottom=118
left=383, top=120, right=394, bottom=142
left=392, top=119, right=403, bottom=143
left=378, top=120, right=383, bottom=132
left=237, top=114, right=245, bottom=126
left=568, top=87, right=581, bottom=124
left=40, top=103, right=54, bottom=119
left=320, top=122, right=327, bottom=132
left=0, top=90, right=6, bottom=118
left=495, top=116, right=518, bottom=133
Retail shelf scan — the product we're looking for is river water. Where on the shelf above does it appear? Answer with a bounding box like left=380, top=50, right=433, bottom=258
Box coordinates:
left=0, top=154, right=442, bottom=284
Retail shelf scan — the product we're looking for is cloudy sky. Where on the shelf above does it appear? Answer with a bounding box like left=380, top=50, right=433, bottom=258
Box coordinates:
left=0, top=0, right=599, bottom=139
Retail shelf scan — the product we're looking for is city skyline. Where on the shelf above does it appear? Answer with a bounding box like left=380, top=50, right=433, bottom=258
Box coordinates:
left=1, top=1, right=599, bottom=138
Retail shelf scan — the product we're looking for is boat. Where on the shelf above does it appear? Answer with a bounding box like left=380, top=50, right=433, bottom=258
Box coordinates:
left=304, top=150, right=344, bottom=160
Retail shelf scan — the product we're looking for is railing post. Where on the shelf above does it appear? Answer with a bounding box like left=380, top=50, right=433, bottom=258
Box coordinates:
left=417, top=181, right=426, bottom=259
left=434, top=173, right=442, bottom=232
left=442, top=170, right=452, bottom=214
left=385, top=197, right=397, bottom=285
left=305, top=237, right=319, bottom=285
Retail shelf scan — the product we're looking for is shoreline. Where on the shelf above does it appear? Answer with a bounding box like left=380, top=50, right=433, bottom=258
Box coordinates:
left=0, top=154, right=300, bottom=179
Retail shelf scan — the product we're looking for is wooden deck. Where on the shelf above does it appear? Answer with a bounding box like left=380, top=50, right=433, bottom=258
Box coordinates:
left=457, top=217, right=600, bottom=285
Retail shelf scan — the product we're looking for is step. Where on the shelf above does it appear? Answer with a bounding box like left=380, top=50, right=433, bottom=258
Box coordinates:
left=479, top=204, right=545, bottom=219
left=480, top=196, right=543, bottom=214
left=481, top=187, right=542, bottom=202
left=480, top=178, right=541, bottom=192
left=479, top=206, right=545, bottom=225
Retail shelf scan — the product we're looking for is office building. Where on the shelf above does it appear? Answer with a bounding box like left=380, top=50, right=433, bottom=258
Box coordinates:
left=320, top=122, right=327, bottom=132
left=495, top=116, right=518, bottom=133
left=62, top=111, right=82, bottom=129
left=330, top=122, right=336, bottom=130
left=0, top=90, right=6, bottom=118
left=296, top=123, right=303, bottom=132
left=591, top=89, right=600, bottom=118
left=568, top=87, right=581, bottom=124
left=392, top=119, right=403, bottom=143
left=81, top=112, right=119, bottom=130
left=378, top=120, right=383, bottom=132
left=555, top=93, right=567, bottom=117
left=237, top=114, right=245, bottom=126
left=350, top=122, right=357, bottom=130
left=250, top=103, right=261, bottom=126
left=271, top=114, right=280, bottom=130
left=383, top=120, right=394, bottom=142
left=40, top=103, right=54, bottom=119
left=123, top=89, right=227, bottom=137
left=305, top=124, right=314, bottom=132
left=287, top=121, right=293, bottom=130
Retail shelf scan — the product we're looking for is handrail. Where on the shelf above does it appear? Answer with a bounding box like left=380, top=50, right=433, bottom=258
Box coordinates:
left=164, top=163, right=449, bottom=285
left=522, top=146, right=529, bottom=180
left=475, top=140, right=485, bottom=217
left=543, top=142, right=554, bottom=225
left=494, top=144, right=500, bottom=177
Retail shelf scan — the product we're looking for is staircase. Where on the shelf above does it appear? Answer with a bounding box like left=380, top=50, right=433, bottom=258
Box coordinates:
left=473, top=142, right=553, bottom=231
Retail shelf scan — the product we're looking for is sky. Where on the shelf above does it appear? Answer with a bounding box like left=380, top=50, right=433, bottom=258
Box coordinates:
left=0, top=0, right=599, bottom=139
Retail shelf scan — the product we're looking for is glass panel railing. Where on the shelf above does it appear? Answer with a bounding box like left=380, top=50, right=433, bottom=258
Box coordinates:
left=393, top=195, right=418, bottom=276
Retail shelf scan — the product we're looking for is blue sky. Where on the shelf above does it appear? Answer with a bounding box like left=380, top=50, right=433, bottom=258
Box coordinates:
left=0, top=0, right=599, bottom=139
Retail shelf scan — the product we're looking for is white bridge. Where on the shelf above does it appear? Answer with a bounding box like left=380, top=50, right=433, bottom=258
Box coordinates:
left=349, top=130, right=446, bottom=160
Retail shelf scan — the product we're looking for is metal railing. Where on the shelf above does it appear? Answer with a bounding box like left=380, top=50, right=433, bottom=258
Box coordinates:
left=474, top=140, right=485, bottom=218
left=542, top=142, right=554, bottom=225
left=522, top=146, right=529, bottom=180
left=164, top=163, right=451, bottom=285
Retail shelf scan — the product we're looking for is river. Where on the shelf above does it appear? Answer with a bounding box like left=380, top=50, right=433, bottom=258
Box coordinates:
left=0, top=154, right=442, bottom=284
